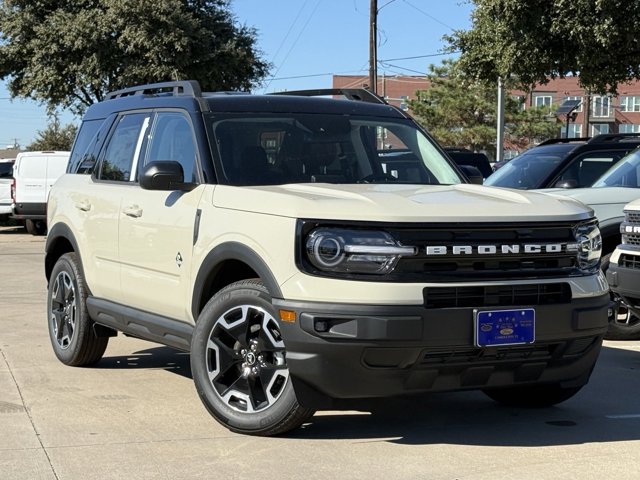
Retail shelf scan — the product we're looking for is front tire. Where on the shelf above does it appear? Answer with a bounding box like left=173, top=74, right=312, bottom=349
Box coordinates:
left=190, top=279, right=314, bottom=436
left=483, top=384, right=583, bottom=408
left=47, top=252, right=108, bottom=366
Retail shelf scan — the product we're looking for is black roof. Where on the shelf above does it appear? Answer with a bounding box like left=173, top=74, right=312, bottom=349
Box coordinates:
left=83, top=81, right=406, bottom=120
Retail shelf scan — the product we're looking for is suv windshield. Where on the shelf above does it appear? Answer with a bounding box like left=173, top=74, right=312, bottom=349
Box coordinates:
left=485, top=144, right=577, bottom=189
left=208, top=114, right=462, bottom=186
left=593, top=149, right=640, bottom=188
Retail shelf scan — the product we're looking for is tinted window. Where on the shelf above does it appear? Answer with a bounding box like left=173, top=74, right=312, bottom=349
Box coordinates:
left=68, top=119, right=103, bottom=174
left=553, top=151, right=627, bottom=188
left=209, top=114, right=461, bottom=186
left=485, top=145, right=577, bottom=189
left=144, top=112, right=197, bottom=182
left=593, top=149, right=640, bottom=188
left=99, top=114, right=149, bottom=182
left=0, top=162, right=13, bottom=178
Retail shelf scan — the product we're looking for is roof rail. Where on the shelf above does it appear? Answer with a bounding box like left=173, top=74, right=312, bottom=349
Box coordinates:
left=537, top=137, right=590, bottom=146
left=105, top=80, right=203, bottom=100
left=588, top=132, right=640, bottom=144
left=272, top=88, right=387, bottom=105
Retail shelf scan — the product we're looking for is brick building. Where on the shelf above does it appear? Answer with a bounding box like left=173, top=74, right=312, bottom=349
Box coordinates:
left=333, top=74, right=640, bottom=139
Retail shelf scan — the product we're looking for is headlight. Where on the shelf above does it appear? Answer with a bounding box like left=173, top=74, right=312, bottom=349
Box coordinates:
left=573, top=222, right=602, bottom=271
left=305, top=228, right=416, bottom=275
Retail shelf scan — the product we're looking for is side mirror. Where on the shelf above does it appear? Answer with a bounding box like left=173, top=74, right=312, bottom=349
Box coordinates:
left=459, top=165, right=484, bottom=185
left=140, top=161, right=196, bottom=191
left=554, top=179, right=578, bottom=189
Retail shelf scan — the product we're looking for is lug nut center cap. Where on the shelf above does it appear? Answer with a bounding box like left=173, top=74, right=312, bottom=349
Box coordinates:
left=246, top=352, right=257, bottom=365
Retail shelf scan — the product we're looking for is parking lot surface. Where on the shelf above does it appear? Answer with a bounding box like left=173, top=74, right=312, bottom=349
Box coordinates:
left=2, top=225, right=640, bottom=480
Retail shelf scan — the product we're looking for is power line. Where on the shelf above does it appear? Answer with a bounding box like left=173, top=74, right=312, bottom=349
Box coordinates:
left=402, top=0, right=455, bottom=30
left=268, top=0, right=311, bottom=66
left=264, top=0, right=323, bottom=91
left=379, top=62, right=427, bottom=75
left=379, top=51, right=459, bottom=62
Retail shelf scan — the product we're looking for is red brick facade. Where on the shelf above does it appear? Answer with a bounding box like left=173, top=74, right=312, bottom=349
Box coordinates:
left=333, top=74, right=640, bottom=138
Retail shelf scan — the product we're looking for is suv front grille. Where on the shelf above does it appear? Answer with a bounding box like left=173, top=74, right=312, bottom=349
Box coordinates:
left=423, top=283, right=571, bottom=309
left=620, top=254, right=640, bottom=269
left=626, top=211, right=640, bottom=224
left=390, top=222, right=582, bottom=282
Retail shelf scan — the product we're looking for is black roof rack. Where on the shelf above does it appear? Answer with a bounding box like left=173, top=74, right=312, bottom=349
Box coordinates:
left=272, top=88, right=387, bottom=105
left=587, top=132, right=640, bottom=144
left=537, top=137, right=590, bottom=146
left=105, top=80, right=202, bottom=100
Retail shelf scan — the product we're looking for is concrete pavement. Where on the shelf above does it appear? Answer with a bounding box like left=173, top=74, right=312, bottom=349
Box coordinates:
left=2, top=226, right=640, bottom=479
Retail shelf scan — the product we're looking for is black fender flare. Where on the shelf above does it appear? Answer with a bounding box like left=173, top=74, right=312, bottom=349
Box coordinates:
left=191, top=242, right=283, bottom=321
left=45, top=223, right=82, bottom=282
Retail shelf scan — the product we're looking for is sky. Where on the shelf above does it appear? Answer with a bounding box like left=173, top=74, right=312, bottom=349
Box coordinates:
left=0, top=0, right=474, bottom=149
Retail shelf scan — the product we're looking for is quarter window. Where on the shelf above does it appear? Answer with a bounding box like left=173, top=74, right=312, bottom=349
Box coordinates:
left=99, top=114, right=150, bottom=182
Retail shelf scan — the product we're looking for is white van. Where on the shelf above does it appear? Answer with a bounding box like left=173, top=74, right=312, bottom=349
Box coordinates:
left=12, top=151, right=70, bottom=234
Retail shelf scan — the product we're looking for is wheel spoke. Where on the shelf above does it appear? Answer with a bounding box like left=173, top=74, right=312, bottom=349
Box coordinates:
left=53, top=311, right=65, bottom=341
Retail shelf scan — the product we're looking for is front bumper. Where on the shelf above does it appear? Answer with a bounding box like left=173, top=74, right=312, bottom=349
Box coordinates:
left=607, top=257, right=640, bottom=317
left=274, top=293, right=611, bottom=408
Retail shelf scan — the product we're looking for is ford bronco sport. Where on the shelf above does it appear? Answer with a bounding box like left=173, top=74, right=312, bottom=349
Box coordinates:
left=46, top=81, right=610, bottom=436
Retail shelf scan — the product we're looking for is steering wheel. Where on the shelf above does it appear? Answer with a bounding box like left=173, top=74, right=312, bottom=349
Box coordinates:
left=357, top=173, right=398, bottom=183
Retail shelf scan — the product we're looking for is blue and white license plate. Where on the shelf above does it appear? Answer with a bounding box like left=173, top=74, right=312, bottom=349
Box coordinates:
left=474, top=308, right=535, bottom=347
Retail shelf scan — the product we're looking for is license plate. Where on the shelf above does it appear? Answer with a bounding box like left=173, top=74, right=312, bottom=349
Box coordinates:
left=474, top=308, right=535, bottom=347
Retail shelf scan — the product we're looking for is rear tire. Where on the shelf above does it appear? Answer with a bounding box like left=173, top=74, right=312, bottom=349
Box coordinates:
left=47, top=252, right=108, bottom=366
left=25, top=219, right=47, bottom=236
left=190, top=279, right=314, bottom=436
left=483, top=384, right=583, bottom=408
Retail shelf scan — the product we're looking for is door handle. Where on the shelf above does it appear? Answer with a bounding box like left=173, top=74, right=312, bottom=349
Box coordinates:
left=75, top=200, right=91, bottom=212
left=123, top=205, right=143, bottom=218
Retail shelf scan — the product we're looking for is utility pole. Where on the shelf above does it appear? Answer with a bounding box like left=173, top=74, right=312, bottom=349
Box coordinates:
left=369, top=0, right=378, bottom=94
left=496, top=77, right=505, bottom=163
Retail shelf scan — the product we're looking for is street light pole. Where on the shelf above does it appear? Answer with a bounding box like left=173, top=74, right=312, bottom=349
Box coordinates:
left=369, top=0, right=378, bottom=94
left=496, top=77, right=505, bottom=163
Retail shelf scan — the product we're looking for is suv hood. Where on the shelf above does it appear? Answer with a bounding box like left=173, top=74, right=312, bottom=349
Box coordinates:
left=213, top=183, right=593, bottom=223
left=543, top=186, right=640, bottom=206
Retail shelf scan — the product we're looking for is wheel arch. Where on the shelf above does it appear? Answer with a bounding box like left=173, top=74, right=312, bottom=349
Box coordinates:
left=191, top=242, right=283, bottom=321
left=45, top=223, right=81, bottom=283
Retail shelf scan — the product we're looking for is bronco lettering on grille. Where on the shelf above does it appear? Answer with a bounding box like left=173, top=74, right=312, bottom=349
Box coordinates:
left=425, top=244, right=566, bottom=255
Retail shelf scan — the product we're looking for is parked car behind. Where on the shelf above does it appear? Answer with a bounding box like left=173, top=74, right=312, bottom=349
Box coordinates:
left=485, top=134, right=640, bottom=190
left=0, top=159, right=15, bottom=221
left=545, top=148, right=640, bottom=339
left=11, top=151, right=70, bottom=234
left=444, top=148, right=493, bottom=179
left=606, top=199, right=640, bottom=332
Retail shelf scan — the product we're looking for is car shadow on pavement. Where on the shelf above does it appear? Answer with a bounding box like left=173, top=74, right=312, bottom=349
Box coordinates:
left=285, top=344, right=640, bottom=447
left=95, top=346, right=192, bottom=379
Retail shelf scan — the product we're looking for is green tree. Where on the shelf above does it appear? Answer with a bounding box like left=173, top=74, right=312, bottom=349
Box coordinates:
left=0, top=0, right=269, bottom=114
left=447, top=0, right=640, bottom=94
left=408, top=60, right=559, bottom=156
left=27, top=115, right=78, bottom=151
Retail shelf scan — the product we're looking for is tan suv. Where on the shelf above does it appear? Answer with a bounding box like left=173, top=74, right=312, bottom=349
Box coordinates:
left=46, top=81, right=611, bottom=436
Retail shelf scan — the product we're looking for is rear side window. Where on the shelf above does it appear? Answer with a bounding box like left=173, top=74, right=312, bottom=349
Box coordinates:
left=98, top=114, right=150, bottom=182
left=68, top=119, right=103, bottom=173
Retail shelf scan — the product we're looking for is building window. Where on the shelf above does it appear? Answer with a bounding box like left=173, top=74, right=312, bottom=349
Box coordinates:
left=561, top=124, right=582, bottom=138
left=562, top=96, right=583, bottom=112
left=533, top=95, right=553, bottom=112
left=619, top=124, right=640, bottom=133
left=592, top=96, right=611, bottom=117
left=591, top=123, right=609, bottom=135
left=619, top=96, right=640, bottom=112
